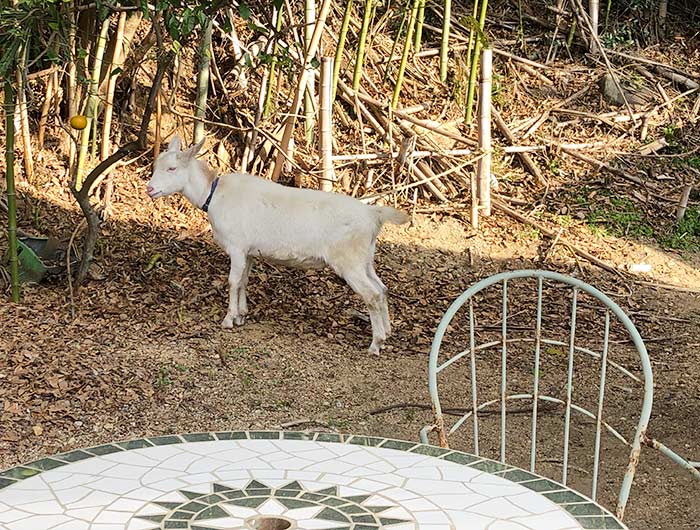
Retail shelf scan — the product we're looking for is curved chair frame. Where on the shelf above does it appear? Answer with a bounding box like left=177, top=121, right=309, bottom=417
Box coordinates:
left=420, top=270, right=699, bottom=521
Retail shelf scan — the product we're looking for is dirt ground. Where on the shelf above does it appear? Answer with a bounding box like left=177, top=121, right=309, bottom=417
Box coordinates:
left=1, top=167, right=699, bottom=530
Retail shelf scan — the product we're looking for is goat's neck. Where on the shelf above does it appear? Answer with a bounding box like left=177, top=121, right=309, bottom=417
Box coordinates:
left=182, top=164, right=215, bottom=210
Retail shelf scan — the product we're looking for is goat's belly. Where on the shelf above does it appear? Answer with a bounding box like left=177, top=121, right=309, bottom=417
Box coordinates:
left=253, top=251, right=326, bottom=269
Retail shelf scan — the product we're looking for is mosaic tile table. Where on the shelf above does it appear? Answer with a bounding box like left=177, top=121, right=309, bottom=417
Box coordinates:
left=0, top=431, right=627, bottom=530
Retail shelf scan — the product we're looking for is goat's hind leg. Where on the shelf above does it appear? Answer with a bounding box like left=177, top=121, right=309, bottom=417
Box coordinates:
left=236, top=258, right=253, bottom=325
left=367, top=262, right=391, bottom=338
left=222, top=252, right=248, bottom=328
left=342, top=268, right=387, bottom=355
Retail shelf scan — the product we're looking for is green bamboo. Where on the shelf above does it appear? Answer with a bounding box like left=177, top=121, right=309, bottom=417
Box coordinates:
left=76, top=17, right=110, bottom=190
left=391, top=0, right=420, bottom=109
left=263, top=6, right=284, bottom=117
left=304, top=0, right=316, bottom=145
left=352, top=0, right=374, bottom=91
left=193, top=17, right=213, bottom=143
left=4, top=80, right=20, bottom=302
left=439, top=0, right=452, bottom=82
left=332, top=0, right=354, bottom=100
left=462, top=0, right=480, bottom=101
left=383, top=4, right=408, bottom=83
left=465, top=0, right=488, bottom=124
left=414, top=0, right=426, bottom=51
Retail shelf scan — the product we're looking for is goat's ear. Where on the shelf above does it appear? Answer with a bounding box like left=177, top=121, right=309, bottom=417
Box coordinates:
left=168, top=135, right=182, bottom=152
left=183, top=138, right=205, bottom=160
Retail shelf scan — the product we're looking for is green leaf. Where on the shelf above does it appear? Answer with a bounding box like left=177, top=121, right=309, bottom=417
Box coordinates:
left=77, top=47, right=88, bottom=59
left=238, top=2, right=251, bottom=20
left=109, top=67, right=123, bottom=77
left=272, top=0, right=284, bottom=10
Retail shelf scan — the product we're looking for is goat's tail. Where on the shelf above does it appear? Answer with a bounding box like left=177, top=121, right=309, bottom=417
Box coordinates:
left=374, top=205, right=410, bottom=225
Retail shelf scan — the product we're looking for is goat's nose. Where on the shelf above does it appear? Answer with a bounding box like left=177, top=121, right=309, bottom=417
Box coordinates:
left=146, top=186, right=154, bottom=194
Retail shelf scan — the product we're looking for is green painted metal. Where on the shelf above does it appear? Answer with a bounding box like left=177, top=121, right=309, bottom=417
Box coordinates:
left=422, top=269, right=698, bottom=522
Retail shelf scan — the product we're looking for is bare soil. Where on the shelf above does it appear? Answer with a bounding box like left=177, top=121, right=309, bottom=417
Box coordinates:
left=1, top=165, right=699, bottom=530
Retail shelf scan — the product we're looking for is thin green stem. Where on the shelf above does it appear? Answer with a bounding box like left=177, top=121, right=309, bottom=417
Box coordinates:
left=332, top=0, right=354, bottom=101
left=384, top=4, right=408, bottom=84
left=353, top=0, right=374, bottom=91
left=439, top=0, right=452, bottom=82
left=264, top=6, right=284, bottom=117
left=4, top=80, right=20, bottom=302
left=465, top=0, right=488, bottom=124
left=414, top=0, right=426, bottom=51
left=392, top=0, right=420, bottom=109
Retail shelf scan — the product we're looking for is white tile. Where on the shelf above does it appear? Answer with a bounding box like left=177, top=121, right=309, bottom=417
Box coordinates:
left=21, top=501, right=63, bottom=515
left=64, top=506, right=101, bottom=521
left=296, top=519, right=348, bottom=529
left=413, top=510, right=452, bottom=524
left=90, top=477, right=138, bottom=495
left=405, top=478, right=474, bottom=496
left=0, top=509, right=32, bottom=524
left=419, top=493, right=488, bottom=510
left=194, top=516, right=245, bottom=529
left=122, top=486, right=168, bottom=503
left=52, top=522, right=90, bottom=530
left=6, top=514, right=71, bottom=530
left=511, top=510, right=580, bottom=530
left=89, top=525, right=125, bottom=530
left=257, top=499, right=286, bottom=516
left=508, top=491, right=563, bottom=514
left=93, top=510, right=133, bottom=524
left=395, top=466, right=444, bottom=480
left=147, top=477, right=190, bottom=492
left=125, top=518, right=158, bottom=530
left=469, top=498, right=531, bottom=518
left=445, top=509, right=493, bottom=529
left=0, top=489, right=55, bottom=506
left=67, top=491, right=119, bottom=509
left=489, top=522, right=532, bottom=529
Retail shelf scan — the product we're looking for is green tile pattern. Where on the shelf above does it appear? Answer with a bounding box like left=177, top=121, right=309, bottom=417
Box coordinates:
left=137, top=479, right=410, bottom=529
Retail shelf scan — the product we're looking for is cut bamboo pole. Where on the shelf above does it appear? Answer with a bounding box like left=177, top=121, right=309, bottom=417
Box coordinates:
left=263, top=6, right=284, bottom=117
left=194, top=17, right=213, bottom=144
left=477, top=48, right=492, bottom=216
left=588, top=0, right=599, bottom=53
left=319, top=57, right=335, bottom=191
left=271, top=0, right=332, bottom=182
left=304, top=0, right=316, bottom=145
left=4, top=80, right=20, bottom=302
left=677, top=185, right=692, bottom=224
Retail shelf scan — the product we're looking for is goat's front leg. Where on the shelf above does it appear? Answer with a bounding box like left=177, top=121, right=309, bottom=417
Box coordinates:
left=222, top=251, right=248, bottom=328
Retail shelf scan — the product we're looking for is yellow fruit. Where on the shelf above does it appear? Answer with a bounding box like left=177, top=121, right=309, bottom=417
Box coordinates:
left=70, top=115, right=88, bottom=130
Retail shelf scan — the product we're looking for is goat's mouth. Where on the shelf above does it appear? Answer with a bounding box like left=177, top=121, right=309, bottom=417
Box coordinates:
left=146, top=188, right=165, bottom=199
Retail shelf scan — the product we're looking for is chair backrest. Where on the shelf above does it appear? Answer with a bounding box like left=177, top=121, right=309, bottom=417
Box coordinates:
left=424, top=270, right=654, bottom=521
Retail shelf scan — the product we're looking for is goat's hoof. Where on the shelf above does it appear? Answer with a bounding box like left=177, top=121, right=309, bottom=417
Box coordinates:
left=368, top=342, right=382, bottom=356
left=221, top=317, right=234, bottom=329
left=234, top=316, right=246, bottom=326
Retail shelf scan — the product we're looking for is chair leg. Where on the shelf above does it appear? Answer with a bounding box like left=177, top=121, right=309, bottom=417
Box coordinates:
left=642, top=433, right=700, bottom=481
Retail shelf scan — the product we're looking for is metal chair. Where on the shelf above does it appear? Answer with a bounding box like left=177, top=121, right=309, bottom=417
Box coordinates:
left=420, top=270, right=699, bottom=522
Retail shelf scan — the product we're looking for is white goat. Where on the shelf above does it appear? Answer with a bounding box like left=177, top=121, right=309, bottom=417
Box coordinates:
left=146, top=136, right=409, bottom=354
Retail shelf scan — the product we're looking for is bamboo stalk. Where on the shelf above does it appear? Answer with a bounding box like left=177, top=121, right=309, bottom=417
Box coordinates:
left=193, top=17, right=213, bottom=144
left=76, top=17, right=110, bottom=190
left=332, top=0, right=354, bottom=100
left=304, top=0, right=316, bottom=145
left=4, top=81, right=20, bottom=301
left=384, top=4, right=408, bottom=83
left=15, top=67, right=33, bottom=182
left=465, top=0, right=489, bottom=124
left=353, top=0, right=374, bottom=91
left=319, top=57, right=335, bottom=191
left=101, top=11, right=126, bottom=162
left=589, top=0, right=599, bottom=53
left=414, top=0, right=427, bottom=51
left=477, top=48, right=492, bottom=216
left=38, top=72, right=54, bottom=150
left=440, top=0, right=452, bottom=82
left=392, top=0, right=421, bottom=109
left=271, top=0, right=332, bottom=182
left=264, top=6, right=284, bottom=117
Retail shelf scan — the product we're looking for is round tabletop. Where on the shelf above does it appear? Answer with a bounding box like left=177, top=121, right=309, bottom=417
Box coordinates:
left=0, top=431, right=625, bottom=530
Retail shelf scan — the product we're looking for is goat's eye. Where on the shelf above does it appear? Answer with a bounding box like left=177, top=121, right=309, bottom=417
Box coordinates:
left=167, top=167, right=177, bottom=172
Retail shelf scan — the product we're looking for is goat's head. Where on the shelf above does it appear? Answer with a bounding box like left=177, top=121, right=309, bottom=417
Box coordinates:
left=147, top=135, right=204, bottom=199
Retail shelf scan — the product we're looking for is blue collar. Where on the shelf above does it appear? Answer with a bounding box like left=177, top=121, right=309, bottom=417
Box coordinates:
left=202, top=177, right=219, bottom=212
